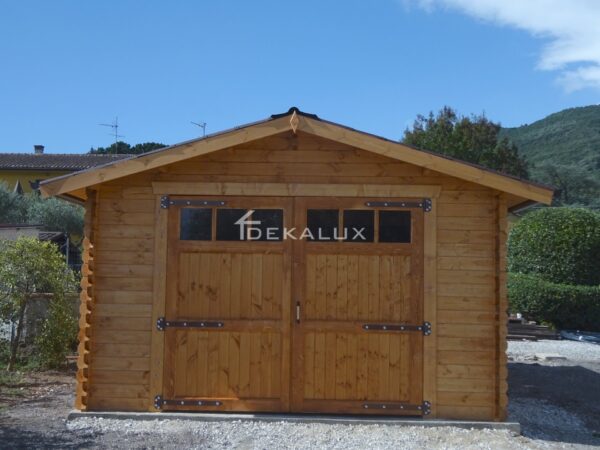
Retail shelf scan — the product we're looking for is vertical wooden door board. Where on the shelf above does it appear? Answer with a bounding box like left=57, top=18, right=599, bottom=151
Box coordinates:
left=149, top=195, right=167, bottom=410
left=423, top=198, right=437, bottom=417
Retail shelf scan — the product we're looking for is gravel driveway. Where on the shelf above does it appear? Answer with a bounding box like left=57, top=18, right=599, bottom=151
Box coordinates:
left=1, top=340, right=599, bottom=449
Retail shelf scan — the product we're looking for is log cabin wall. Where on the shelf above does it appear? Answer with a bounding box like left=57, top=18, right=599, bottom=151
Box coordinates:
left=83, top=131, right=508, bottom=420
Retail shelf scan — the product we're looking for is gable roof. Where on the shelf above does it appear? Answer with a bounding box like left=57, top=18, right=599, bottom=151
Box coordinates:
left=39, top=107, right=554, bottom=207
left=0, top=152, right=131, bottom=171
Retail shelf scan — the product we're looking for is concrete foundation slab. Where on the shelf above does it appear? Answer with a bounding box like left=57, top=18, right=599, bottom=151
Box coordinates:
left=67, top=411, right=520, bottom=434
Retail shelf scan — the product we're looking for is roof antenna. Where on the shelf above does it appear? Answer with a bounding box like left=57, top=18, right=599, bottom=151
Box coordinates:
left=99, top=117, right=125, bottom=153
left=191, top=121, right=206, bottom=137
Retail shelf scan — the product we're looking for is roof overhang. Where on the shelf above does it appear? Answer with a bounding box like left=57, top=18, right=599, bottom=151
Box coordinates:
left=40, top=107, right=554, bottom=207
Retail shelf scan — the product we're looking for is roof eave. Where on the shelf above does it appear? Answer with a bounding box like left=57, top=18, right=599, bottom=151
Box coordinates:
left=39, top=108, right=555, bottom=205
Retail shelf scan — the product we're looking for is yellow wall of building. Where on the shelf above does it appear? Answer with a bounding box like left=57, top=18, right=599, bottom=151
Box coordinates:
left=0, top=170, right=70, bottom=193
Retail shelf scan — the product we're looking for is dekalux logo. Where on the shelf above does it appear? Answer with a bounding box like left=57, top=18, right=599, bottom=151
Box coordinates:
left=235, top=210, right=367, bottom=241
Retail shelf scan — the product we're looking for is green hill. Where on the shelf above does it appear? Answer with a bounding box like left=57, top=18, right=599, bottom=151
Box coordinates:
left=500, top=105, right=600, bottom=171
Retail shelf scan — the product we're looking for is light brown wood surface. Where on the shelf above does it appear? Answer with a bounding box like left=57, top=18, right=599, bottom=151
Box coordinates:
left=75, top=131, right=508, bottom=420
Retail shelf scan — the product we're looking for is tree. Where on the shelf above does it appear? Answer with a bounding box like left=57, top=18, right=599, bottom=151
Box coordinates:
left=403, top=106, right=529, bottom=178
left=532, top=164, right=600, bottom=207
left=0, top=237, right=76, bottom=370
left=90, top=141, right=167, bottom=155
left=0, top=183, right=84, bottom=237
left=27, top=196, right=84, bottom=237
left=0, top=182, right=29, bottom=223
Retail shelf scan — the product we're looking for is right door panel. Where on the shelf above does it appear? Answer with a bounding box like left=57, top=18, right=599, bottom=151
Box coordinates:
left=292, top=198, right=425, bottom=415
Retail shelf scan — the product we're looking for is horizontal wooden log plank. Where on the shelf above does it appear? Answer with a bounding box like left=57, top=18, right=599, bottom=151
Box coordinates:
left=94, top=264, right=154, bottom=278
left=95, top=238, right=154, bottom=252
left=438, top=203, right=495, bottom=217
left=436, top=405, right=494, bottom=420
left=91, top=369, right=150, bottom=385
left=95, top=250, right=154, bottom=265
left=437, top=377, right=495, bottom=393
left=437, top=364, right=494, bottom=379
left=97, top=199, right=155, bottom=212
left=438, top=190, right=494, bottom=204
left=153, top=173, right=488, bottom=189
left=95, top=277, right=153, bottom=292
left=437, top=257, right=495, bottom=271
left=87, top=397, right=148, bottom=411
left=89, top=383, right=149, bottom=399
left=438, top=351, right=494, bottom=366
left=162, top=162, right=425, bottom=177
left=93, top=303, right=152, bottom=317
left=198, top=148, right=394, bottom=163
left=438, top=283, right=495, bottom=298
left=92, top=356, right=150, bottom=371
left=92, top=342, right=151, bottom=357
left=438, top=296, right=495, bottom=311
left=437, top=337, right=496, bottom=352
left=93, top=316, right=151, bottom=331
left=98, top=186, right=154, bottom=199
left=97, top=211, right=155, bottom=226
left=95, top=291, right=153, bottom=305
left=438, top=323, right=495, bottom=338
left=438, top=270, right=495, bottom=285
left=438, top=310, right=497, bottom=325
left=96, top=225, right=154, bottom=239
left=438, top=391, right=495, bottom=407
left=92, top=329, right=151, bottom=344
left=438, top=230, right=496, bottom=245
left=437, top=217, right=495, bottom=231
left=437, top=244, right=494, bottom=258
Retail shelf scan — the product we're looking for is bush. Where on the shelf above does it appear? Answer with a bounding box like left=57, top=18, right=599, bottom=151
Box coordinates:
left=508, top=273, right=600, bottom=331
left=36, top=296, right=78, bottom=369
left=508, top=207, right=600, bottom=285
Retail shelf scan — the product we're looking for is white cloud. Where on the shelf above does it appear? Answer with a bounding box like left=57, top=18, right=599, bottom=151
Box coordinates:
left=409, top=0, right=600, bottom=92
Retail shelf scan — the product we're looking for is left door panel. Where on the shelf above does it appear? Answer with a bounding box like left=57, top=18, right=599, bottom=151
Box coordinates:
left=161, top=196, right=293, bottom=412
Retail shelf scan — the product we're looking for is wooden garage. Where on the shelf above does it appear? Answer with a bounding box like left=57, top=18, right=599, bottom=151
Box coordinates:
left=40, top=108, right=553, bottom=420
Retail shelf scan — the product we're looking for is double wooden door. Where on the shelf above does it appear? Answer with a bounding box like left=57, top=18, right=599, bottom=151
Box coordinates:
left=161, top=196, right=424, bottom=415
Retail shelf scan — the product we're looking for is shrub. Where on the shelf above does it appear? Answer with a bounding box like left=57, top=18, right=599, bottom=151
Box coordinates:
left=508, top=273, right=600, bottom=331
left=508, top=207, right=600, bottom=285
left=36, top=295, right=78, bottom=369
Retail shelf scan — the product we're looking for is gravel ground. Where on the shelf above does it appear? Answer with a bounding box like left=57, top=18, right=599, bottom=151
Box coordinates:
left=0, top=340, right=599, bottom=449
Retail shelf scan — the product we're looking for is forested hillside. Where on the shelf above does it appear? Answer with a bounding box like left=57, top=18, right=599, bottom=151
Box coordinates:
left=500, top=105, right=600, bottom=207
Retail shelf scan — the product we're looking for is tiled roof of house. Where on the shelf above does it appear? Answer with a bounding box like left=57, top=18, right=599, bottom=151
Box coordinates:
left=0, top=153, right=132, bottom=171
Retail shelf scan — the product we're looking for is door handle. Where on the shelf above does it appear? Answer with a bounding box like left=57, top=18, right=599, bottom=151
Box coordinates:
left=296, top=302, right=301, bottom=323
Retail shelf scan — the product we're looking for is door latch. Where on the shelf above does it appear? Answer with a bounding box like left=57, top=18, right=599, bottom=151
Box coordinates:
left=296, top=302, right=301, bottom=323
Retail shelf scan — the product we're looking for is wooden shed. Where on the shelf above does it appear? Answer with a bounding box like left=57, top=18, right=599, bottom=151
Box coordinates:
left=40, top=108, right=553, bottom=420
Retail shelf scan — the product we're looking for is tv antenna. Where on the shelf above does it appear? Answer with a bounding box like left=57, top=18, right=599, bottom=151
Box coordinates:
left=191, top=121, right=206, bottom=137
left=99, top=117, right=125, bottom=152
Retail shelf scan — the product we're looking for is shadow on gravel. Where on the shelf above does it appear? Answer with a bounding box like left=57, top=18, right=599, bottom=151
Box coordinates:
left=0, top=422, right=95, bottom=449
left=509, top=362, right=600, bottom=447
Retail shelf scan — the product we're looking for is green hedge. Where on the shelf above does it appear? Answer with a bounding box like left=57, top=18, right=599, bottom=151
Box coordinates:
left=508, top=273, right=600, bottom=331
left=508, top=207, right=600, bottom=286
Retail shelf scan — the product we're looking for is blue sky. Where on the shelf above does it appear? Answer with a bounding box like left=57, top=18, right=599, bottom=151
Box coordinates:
left=1, top=0, right=599, bottom=153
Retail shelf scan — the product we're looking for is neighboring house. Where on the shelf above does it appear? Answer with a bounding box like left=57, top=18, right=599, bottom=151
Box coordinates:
left=0, top=224, right=81, bottom=271
left=0, top=145, right=131, bottom=193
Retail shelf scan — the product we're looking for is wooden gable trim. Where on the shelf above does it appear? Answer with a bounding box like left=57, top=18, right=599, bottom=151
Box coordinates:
left=295, top=116, right=553, bottom=205
left=39, top=115, right=295, bottom=199
left=40, top=110, right=553, bottom=205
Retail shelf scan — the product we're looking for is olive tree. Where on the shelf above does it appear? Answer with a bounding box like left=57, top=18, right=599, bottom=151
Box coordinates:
left=0, top=237, right=77, bottom=370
